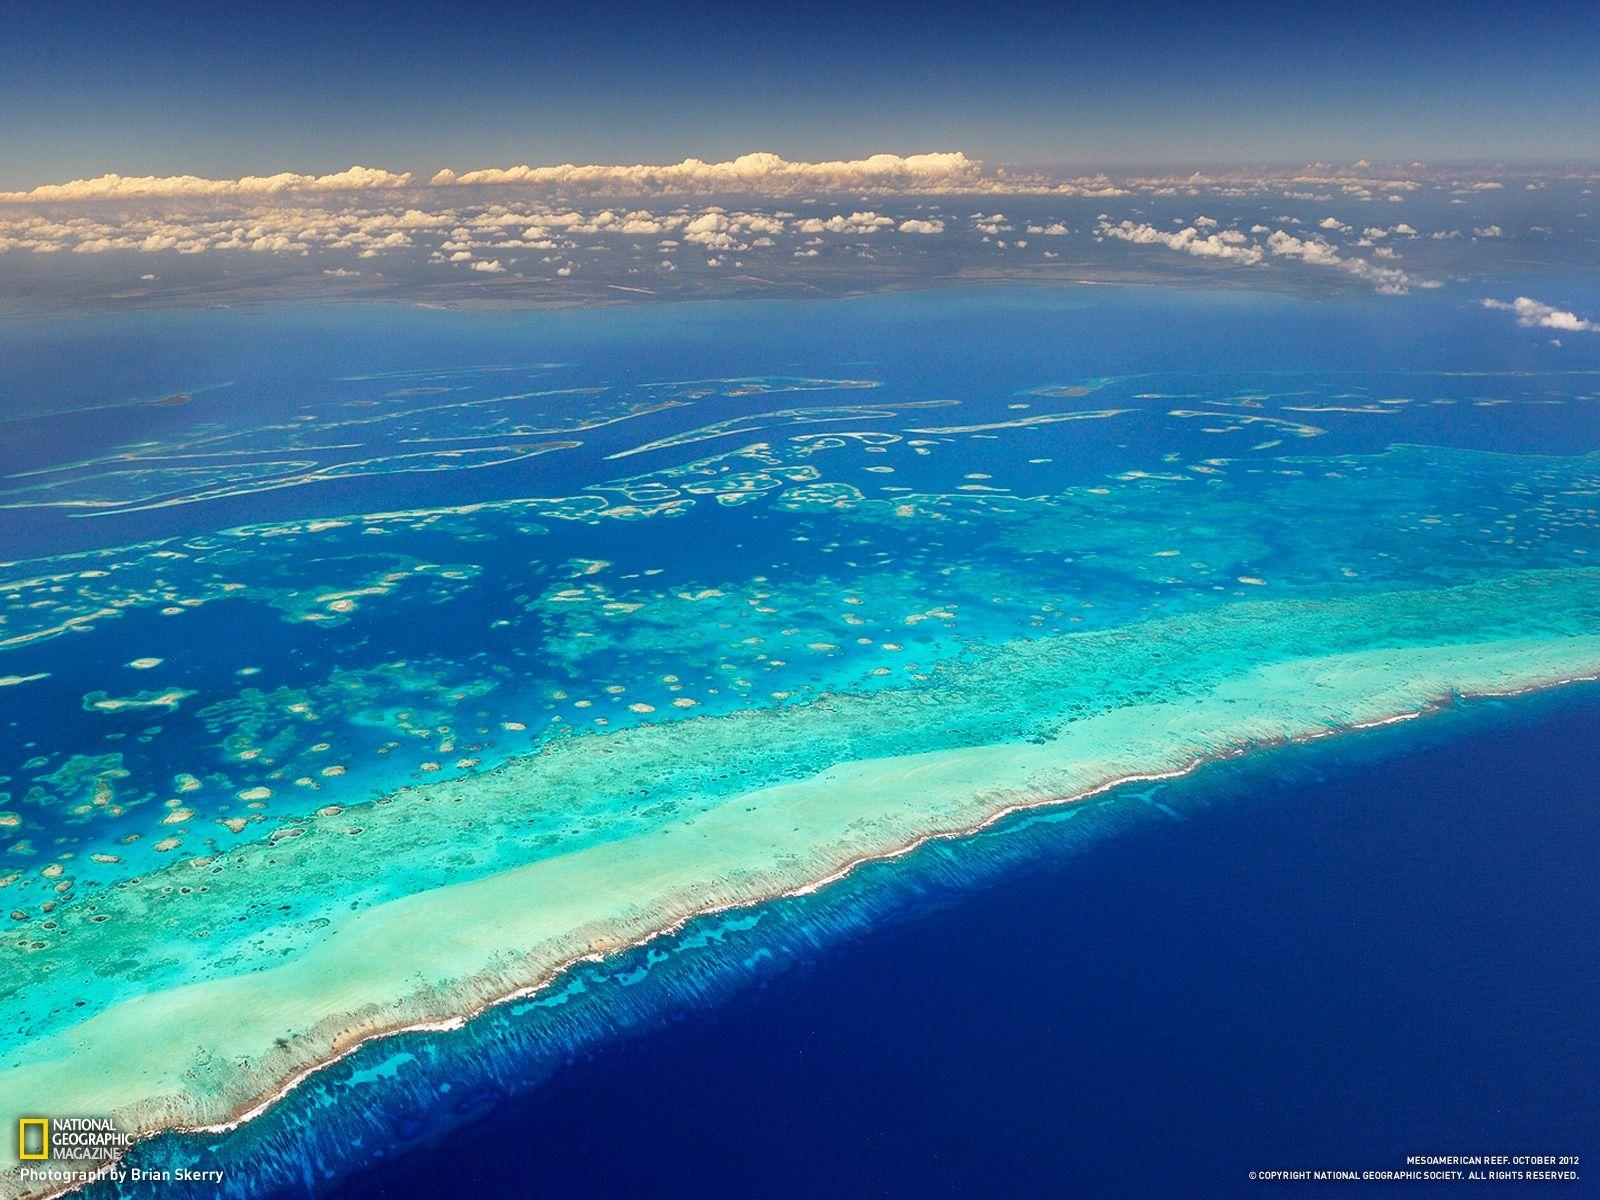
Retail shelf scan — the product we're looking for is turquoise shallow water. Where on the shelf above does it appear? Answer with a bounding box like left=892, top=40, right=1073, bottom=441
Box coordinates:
left=72, top=683, right=1600, bottom=1199
left=2, top=284, right=1598, bottom=1194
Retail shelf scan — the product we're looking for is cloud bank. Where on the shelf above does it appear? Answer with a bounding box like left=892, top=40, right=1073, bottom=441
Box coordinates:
left=3, top=166, right=414, bottom=202
left=430, top=151, right=984, bottom=195
left=0, top=156, right=1565, bottom=306
left=3, top=154, right=1576, bottom=207
left=1, top=153, right=988, bottom=202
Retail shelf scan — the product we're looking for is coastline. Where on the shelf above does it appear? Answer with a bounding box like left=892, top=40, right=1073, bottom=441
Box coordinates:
left=15, top=652, right=1600, bottom=1200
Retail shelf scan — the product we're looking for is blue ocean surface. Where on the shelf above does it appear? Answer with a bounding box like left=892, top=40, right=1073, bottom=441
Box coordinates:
left=4, top=283, right=1598, bottom=883
left=2, top=282, right=1597, bottom=1198
left=89, top=687, right=1600, bottom=1200
left=324, top=689, right=1600, bottom=1200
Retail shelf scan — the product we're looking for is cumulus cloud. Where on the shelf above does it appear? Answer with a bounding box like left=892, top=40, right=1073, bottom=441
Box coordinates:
left=1264, top=229, right=1432, bottom=293
left=429, top=152, right=985, bottom=195
left=1098, top=219, right=1263, bottom=265
left=680, top=211, right=741, bottom=249
left=1, top=165, right=413, bottom=202
left=675, top=208, right=788, bottom=248
left=1, top=152, right=1009, bottom=204
left=4, top=157, right=1567, bottom=210
left=1265, top=230, right=1342, bottom=267
left=793, top=211, right=893, bottom=234
left=1095, top=216, right=1436, bottom=293
left=897, top=218, right=945, bottom=234
left=1482, top=297, right=1598, bottom=332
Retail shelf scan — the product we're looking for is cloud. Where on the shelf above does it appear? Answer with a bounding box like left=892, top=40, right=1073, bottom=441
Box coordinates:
left=429, top=152, right=985, bottom=195
left=1265, top=230, right=1342, bottom=267
left=1265, top=229, right=1430, bottom=293
left=1096, top=216, right=1434, bottom=293
left=1482, top=296, right=1598, bottom=332
left=680, top=211, right=741, bottom=249
left=1098, top=219, right=1263, bottom=265
left=0, top=154, right=1552, bottom=306
left=674, top=208, right=789, bottom=247
left=3, top=156, right=1571, bottom=215
left=793, top=211, right=893, bottom=234
left=0, top=153, right=995, bottom=203
left=1, top=165, right=413, bottom=202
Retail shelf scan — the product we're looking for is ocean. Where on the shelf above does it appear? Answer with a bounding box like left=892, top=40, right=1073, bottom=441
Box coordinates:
left=81, top=686, right=1600, bottom=1200
left=1, top=283, right=1596, bottom=1198
left=330, top=686, right=1600, bottom=1200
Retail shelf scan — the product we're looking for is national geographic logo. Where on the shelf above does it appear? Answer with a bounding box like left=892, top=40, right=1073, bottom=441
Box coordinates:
left=17, top=1119, right=47, bottom=1161
left=15, top=1116, right=133, bottom=1160
left=13, top=1116, right=224, bottom=1188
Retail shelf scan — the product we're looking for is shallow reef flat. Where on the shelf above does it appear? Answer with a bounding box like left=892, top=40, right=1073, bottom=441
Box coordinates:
left=3, top=566, right=1600, bottom=1188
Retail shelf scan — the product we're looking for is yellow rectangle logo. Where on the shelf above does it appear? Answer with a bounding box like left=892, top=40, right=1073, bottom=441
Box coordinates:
left=18, top=1118, right=49, bottom=1161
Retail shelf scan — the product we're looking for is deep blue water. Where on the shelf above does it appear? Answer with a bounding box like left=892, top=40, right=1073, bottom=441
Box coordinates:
left=4, top=284, right=1599, bottom=563
left=303, top=690, right=1598, bottom=1200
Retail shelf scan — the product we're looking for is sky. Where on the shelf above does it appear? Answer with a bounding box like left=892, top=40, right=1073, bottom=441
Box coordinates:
left=2, top=0, right=1599, bottom=189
